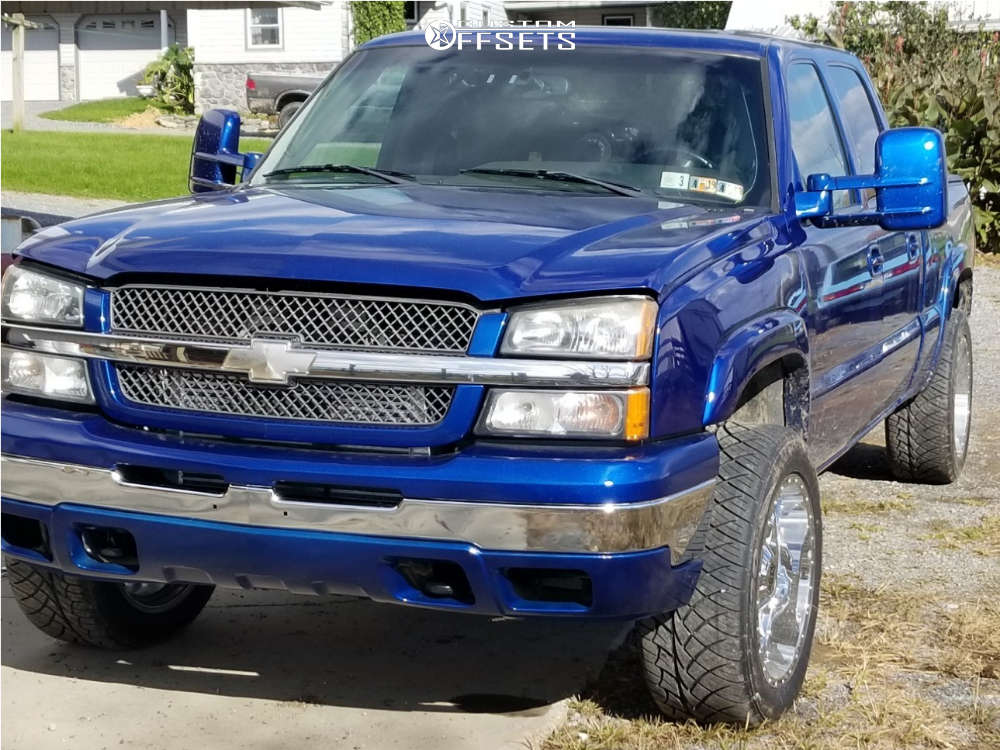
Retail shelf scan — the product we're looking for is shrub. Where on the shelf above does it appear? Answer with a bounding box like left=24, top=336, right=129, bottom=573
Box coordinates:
left=141, top=44, right=195, bottom=114
left=655, top=2, right=732, bottom=29
left=352, top=1, right=406, bottom=45
left=789, top=2, right=1000, bottom=252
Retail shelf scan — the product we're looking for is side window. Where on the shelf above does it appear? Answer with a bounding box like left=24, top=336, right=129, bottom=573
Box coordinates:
left=786, top=63, right=851, bottom=209
left=826, top=65, right=882, bottom=204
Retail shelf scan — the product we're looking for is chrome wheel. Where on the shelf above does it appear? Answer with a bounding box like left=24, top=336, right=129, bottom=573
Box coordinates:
left=119, top=582, right=196, bottom=613
left=755, top=474, right=817, bottom=686
left=952, top=332, right=972, bottom=459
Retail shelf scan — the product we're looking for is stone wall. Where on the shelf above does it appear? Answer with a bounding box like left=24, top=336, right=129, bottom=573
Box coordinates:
left=59, top=65, right=76, bottom=101
left=193, top=62, right=335, bottom=114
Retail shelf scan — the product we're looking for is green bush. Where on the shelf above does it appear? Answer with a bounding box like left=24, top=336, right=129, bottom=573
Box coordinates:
left=352, top=1, right=406, bottom=45
left=789, top=2, right=1000, bottom=252
left=655, top=2, right=732, bottom=29
left=141, top=44, right=194, bottom=114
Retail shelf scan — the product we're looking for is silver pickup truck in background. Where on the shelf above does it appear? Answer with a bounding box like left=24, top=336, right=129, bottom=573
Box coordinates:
left=246, top=72, right=325, bottom=128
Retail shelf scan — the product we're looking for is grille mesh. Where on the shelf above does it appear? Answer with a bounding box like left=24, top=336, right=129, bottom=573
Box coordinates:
left=115, top=365, right=453, bottom=426
left=110, top=287, right=479, bottom=354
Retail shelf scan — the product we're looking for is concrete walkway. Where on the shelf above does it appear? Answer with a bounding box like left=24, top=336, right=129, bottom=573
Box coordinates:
left=1, top=101, right=196, bottom=137
left=2, top=582, right=625, bottom=750
left=2, top=101, right=276, bottom=138
left=2, top=190, right=129, bottom=222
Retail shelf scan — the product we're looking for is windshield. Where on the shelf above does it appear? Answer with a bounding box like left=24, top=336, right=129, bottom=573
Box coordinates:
left=252, top=44, right=772, bottom=206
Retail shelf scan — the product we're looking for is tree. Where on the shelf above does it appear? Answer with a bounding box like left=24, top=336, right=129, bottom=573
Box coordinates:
left=789, top=2, right=1000, bottom=252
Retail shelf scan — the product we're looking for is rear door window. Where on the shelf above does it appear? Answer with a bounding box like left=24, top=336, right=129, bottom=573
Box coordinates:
left=786, top=62, right=851, bottom=209
left=826, top=65, right=882, bottom=204
left=826, top=66, right=881, bottom=175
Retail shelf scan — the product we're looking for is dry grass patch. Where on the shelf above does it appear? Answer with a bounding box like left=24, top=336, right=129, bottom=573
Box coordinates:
left=933, top=496, right=990, bottom=507
left=921, top=515, right=1000, bottom=556
left=540, top=576, right=1000, bottom=750
left=822, top=497, right=913, bottom=515
left=115, top=106, right=165, bottom=129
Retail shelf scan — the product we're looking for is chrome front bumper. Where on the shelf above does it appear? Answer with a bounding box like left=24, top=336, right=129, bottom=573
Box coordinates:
left=1, top=455, right=713, bottom=562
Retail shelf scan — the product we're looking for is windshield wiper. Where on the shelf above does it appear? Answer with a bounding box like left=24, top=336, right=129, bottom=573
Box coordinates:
left=459, top=167, right=645, bottom=198
left=262, top=164, right=415, bottom=184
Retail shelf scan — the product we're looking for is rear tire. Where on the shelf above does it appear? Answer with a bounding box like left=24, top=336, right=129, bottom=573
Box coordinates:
left=885, top=310, right=973, bottom=484
left=277, top=100, right=303, bottom=129
left=636, top=423, right=822, bottom=725
left=6, top=558, right=213, bottom=649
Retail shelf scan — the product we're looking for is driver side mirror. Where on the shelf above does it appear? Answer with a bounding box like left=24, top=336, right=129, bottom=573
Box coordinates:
left=189, top=109, right=263, bottom=193
left=794, top=127, right=947, bottom=231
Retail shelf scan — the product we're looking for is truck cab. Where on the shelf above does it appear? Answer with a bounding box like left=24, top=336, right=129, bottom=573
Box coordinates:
left=1, top=28, right=974, bottom=726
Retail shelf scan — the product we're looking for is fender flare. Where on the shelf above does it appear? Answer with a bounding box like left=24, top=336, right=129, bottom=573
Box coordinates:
left=702, top=310, right=809, bottom=426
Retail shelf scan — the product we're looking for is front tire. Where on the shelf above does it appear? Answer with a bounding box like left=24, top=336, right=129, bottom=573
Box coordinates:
left=636, top=423, right=822, bottom=725
left=6, top=559, right=214, bottom=649
left=885, top=309, right=973, bottom=483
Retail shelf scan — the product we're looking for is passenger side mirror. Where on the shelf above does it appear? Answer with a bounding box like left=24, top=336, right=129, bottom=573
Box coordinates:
left=189, top=109, right=264, bottom=193
left=794, top=127, right=947, bottom=231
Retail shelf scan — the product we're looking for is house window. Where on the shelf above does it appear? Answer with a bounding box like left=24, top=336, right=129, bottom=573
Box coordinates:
left=247, top=7, right=282, bottom=48
left=404, top=2, right=417, bottom=24
left=482, top=9, right=489, bottom=26
left=603, top=14, right=634, bottom=26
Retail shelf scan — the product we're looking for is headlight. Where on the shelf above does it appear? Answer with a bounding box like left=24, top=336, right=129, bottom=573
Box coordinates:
left=1, top=265, right=85, bottom=327
left=1, top=350, right=94, bottom=403
left=501, top=296, right=657, bottom=360
left=476, top=388, right=649, bottom=440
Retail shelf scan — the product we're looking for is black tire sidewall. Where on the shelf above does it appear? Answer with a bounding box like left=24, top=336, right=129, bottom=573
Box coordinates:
left=278, top=101, right=302, bottom=129
left=741, top=435, right=823, bottom=719
left=94, top=581, right=214, bottom=647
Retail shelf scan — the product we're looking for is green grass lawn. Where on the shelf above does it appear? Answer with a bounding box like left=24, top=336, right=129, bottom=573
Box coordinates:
left=39, top=97, right=155, bottom=123
left=2, top=131, right=272, bottom=202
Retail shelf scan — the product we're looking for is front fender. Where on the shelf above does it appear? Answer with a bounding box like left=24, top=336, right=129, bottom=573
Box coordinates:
left=702, top=310, right=809, bottom=425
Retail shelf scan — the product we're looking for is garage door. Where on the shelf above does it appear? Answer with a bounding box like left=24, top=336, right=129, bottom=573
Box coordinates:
left=77, top=14, right=173, bottom=100
left=0, top=17, right=59, bottom=102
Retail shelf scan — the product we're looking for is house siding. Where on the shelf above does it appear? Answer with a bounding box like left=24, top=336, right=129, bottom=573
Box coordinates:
left=187, top=4, right=343, bottom=64
left=507, top=4, right=656, bottom=26
left=188, top=2, right=343, bottom=112
left=412, top=1, right=508, bottom=28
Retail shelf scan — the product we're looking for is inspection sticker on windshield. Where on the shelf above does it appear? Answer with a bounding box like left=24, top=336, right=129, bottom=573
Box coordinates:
left=660, top=171, right=745, bottom=202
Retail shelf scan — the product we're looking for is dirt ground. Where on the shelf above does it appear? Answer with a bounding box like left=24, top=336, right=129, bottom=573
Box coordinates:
left=542, top=262, right=1000, bottom=750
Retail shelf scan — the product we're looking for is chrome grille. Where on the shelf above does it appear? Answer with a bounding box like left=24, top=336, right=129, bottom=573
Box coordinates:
left=115, top=365, right=453, bottom=426
left=110, top=286, right=479, bottom=354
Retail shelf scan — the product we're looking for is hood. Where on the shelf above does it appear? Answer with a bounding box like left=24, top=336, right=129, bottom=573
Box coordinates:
left=17, top=184, right=771, bottom=302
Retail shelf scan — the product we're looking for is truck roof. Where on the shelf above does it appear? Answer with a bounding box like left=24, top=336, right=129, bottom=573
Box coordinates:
left=361, top=25, right=855, bottom=60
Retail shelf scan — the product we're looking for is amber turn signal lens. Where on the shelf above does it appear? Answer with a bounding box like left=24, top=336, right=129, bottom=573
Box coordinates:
left=624, top=387, right=650, bottom=441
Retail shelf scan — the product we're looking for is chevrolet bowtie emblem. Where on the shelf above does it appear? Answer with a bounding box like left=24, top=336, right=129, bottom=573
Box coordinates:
left=222, top=338, right=316, bottom=384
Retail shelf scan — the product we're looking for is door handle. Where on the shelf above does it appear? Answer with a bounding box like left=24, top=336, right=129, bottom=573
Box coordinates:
left=867, top=246, right=883, bottom=275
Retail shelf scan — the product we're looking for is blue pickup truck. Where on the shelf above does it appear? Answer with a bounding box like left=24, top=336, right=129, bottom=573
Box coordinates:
left=1, top=28, right=975, bottom=725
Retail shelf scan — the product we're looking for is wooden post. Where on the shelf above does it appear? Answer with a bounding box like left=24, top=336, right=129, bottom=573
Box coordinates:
left=3, top=13, right=42, bottom=132
left=12, top=12, right=25, bottom=131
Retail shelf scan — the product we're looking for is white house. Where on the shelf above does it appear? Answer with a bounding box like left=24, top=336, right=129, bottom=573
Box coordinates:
left=3, top=0, right=681, bottom=114
left=1, top=1, right=349, bottom=111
